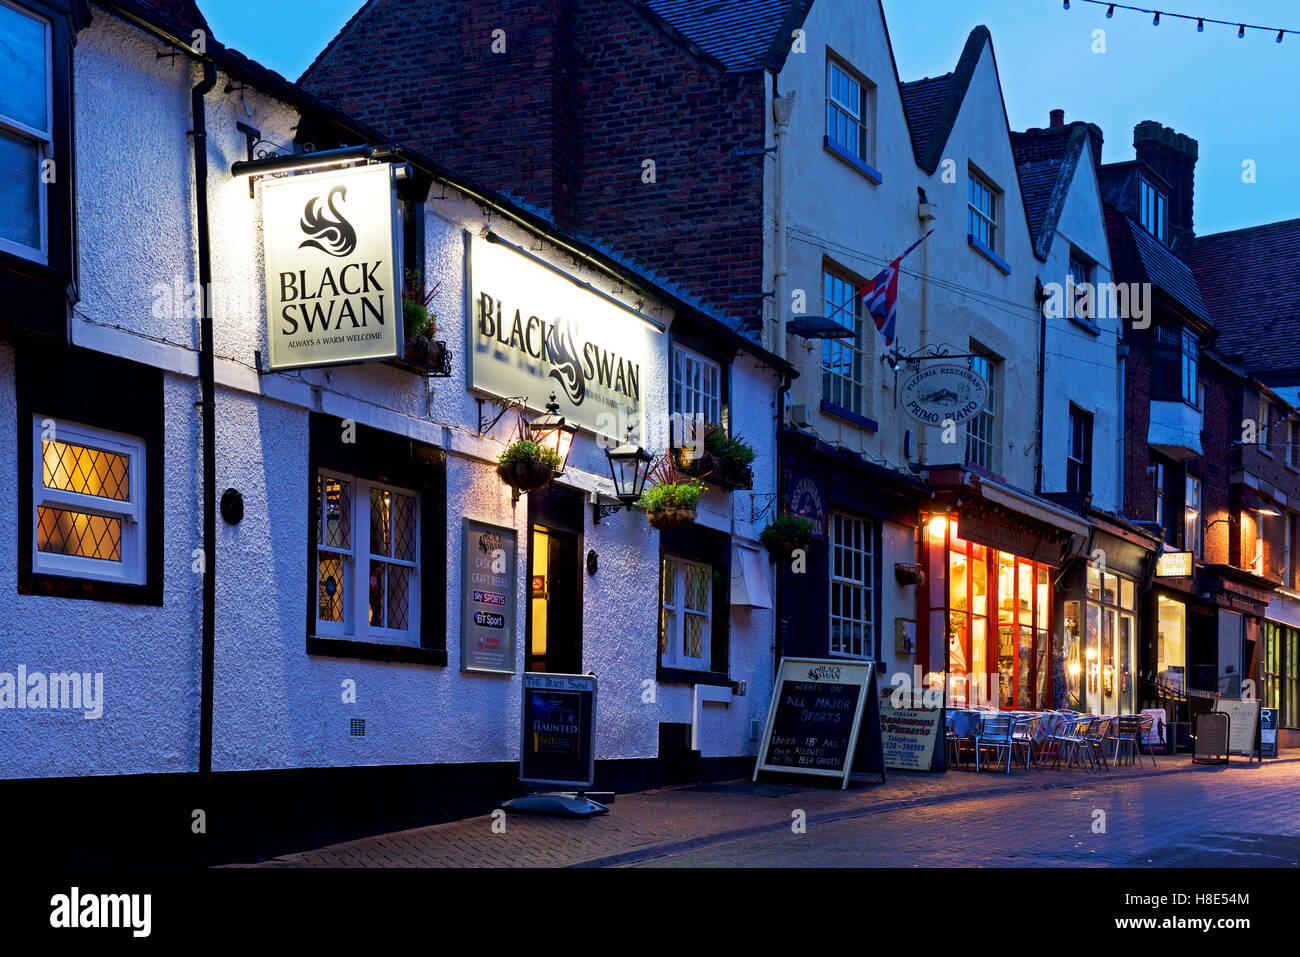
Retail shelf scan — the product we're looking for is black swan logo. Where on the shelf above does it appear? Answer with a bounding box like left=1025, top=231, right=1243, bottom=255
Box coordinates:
left=298, top=186, right=356, bottom=258
left=547, top=316, right=586, bottom=405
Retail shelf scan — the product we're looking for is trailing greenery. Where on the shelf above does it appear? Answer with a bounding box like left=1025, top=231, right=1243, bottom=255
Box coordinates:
left=704, top=424, right=755, bottom=470
left=498, top=439, right=562, bottom=470
left=638, top=477, right=705, bottom=512
left=759, top=515, right=816, bottom=548
left=402, top=270, right=441, bottom=340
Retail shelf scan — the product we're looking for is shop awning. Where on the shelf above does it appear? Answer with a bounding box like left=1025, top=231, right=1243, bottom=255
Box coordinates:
left=977, top=480, right=1092, bottom=540
left=731, top=544, right=773, bottom=609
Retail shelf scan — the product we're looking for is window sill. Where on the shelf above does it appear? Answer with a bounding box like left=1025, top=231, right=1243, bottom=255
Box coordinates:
left=823, top=136, right=882, bottom=184
left=657, top=665, right=733, bottom=689
left=968, top=234, right=1011, bottom=275
left=1067, top=313, right=1101, bottom=336
left=307, top=634, right=447, bottom=666
left=19, top=572, right=162, bottom=606
left=820, top=399, right=878, bottom=433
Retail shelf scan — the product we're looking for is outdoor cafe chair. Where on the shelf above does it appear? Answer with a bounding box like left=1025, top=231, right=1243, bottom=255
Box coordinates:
left=1011, top=714, right=1041, bottom=769
left=1085, top=716, right=1113, bottom=770
left=1052, top=716, right=1094, bottom=770
left=1135, top=713, right=1158, bottom=768
left=1110, top=715, right=1142, bottom=766
left=972, top=713, right=1015, bottom=773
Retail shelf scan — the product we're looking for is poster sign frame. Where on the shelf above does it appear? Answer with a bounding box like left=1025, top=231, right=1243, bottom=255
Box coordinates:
left=1213, top=696, right=1261, bottom=761
left=519, top=672, right=597, bottom=790
left=461, top=518, right=518, bottom=675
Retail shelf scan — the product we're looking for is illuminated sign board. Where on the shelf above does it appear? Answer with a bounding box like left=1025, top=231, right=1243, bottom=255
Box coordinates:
left=1155, top=551, right=1194, bottom=577
left=261, top=164, right=402, bottom=370
left=468, top=235, right=664, bottom=436
left=899, top=363, right=989, bottom=427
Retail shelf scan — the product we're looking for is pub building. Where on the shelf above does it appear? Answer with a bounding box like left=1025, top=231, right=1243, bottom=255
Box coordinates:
left=0, top=0, right=791, bottom=864
left=917, top=467, right=1091, bottom=709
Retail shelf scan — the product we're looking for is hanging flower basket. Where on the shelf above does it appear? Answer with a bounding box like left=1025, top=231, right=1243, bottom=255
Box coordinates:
left=496, top=458, right=553, bottom=494
left=759, top=515, right=816, bottom=563
left=646, top=506, right=698, bottom=530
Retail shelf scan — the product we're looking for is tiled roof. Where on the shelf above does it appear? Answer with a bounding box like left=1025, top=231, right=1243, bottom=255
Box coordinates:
left=898, top=74, right=952, bottom=160
left=1184, top=219, right=1300, bottom=374
left=1126, top=218, right=1210, bottom=322
left=641, top=0, right=803, bottom=72
left=1015, top=160, right=1061, bottom=248
left=117, top=0, right=209, bottom=33
left=1011, top=125, right=1090, bottom=258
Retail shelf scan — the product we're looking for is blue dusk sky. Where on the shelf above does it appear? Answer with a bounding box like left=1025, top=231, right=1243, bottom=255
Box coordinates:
left=200, top=0, right=1300, bottom=236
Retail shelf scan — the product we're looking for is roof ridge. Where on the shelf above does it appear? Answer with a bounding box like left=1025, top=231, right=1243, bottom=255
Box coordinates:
left=1192, top=218, right=1300, bottom=241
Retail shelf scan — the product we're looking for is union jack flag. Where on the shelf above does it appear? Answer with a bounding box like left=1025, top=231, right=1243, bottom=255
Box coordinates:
left=858, top=229, right=932, bottom=346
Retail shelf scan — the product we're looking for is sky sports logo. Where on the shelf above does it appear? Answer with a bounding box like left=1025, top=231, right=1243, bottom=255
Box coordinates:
left=473, top=589, right=506, bottom=606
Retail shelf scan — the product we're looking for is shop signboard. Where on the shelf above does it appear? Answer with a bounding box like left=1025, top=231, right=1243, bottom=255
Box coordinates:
left=1155, top=551, right=1194, bottom=578
left=754, top=658, right=884, bottom=788
left=461, top=519, right=518, bottom=674
left=468, top=234, right=664, bottom=437
left=261, top=164, right=403, bottom=370
left=1213, top=697, right=1260, bottom=759
left=1192, top=711, right=1229, bottom=765
left=899, top=363, right=988, bottom=427
left=879, top=689, right=945, bottom=771
left=1260, top=707, right=1279, bottom=759
left=1140, top=707, right=1168, bottom=754
left=520, top=672, right=596, bottom=789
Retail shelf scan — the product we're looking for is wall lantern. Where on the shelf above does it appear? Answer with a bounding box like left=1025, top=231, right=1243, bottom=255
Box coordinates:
left=593, top=427, right=653, bottom=523
left=528, top=392, right=578, bottom=476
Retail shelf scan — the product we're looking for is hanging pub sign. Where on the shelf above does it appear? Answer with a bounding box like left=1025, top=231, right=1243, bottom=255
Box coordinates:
left=520, top=672, right=597, bottom=789
left=261, top=164, right=403, bottom=371
left=468, top=234, right=664, bottom=436
left=899, top=362, right=988, bottom=427
left=754, top=658, right=885, bottom=788
left=461, top=518, right=518, bottom=674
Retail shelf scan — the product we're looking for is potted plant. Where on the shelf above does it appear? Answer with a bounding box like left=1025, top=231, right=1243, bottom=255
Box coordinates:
left=497, top=436, right=561, bottom=502
left=705, top=425, right=755, bottom=488
left=759, top=514, right=816, bottom=562
left=402, top=271, right=447, bottom=370
left=638, top=452, right=705, bottom=530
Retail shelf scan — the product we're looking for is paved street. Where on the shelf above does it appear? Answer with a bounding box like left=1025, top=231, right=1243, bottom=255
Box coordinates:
left=249, top=756, right=1300, bottom=868
left=629, top=761, right=1300, bottom=867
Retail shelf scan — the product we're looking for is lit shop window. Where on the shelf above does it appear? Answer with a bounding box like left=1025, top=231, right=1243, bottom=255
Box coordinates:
left=315, top=471, right=420, bottom=643
left=660, top=556, right=712, bottom=669
left=33, top=419, right=145, bottom=584
left=0, top=1, right=51, bottom=263
left=830, top=513, right=874, bottom=658
left=1156, top=595, right=1186, bottom=694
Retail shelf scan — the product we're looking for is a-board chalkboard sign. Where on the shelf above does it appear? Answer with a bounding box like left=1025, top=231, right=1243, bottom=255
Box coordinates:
left=1261, top=707, right=1280, bottom=759
left=754, top=658, right=884, bottom=788
left=519, top=672, right=596, bottom=789
left=1193, top=711, right=1229, bottom=765
left=1213, top=696, right=1260, bottom=761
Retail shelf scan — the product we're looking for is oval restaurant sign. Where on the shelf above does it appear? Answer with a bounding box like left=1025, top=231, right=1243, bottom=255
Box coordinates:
left=261, top=164, right=402, bottom=371
left=469, top=235, right=664, bottom=435
left=899, top=362, right=989, bottom=427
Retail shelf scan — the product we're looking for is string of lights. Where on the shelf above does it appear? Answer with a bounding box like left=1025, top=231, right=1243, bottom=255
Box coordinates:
left=1062, top=0, right=1300, bottom=42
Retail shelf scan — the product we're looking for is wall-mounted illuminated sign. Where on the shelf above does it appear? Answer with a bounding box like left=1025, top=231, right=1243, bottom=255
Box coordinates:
left=1155, top=551, right=1194, bottom=577
left=468, top=235, right=663, bottom=436
left=461, top=518, right=518, bottom=674
left=261, top=164, right=402, bottom=370
left=899, top=363, right=989, bottom=427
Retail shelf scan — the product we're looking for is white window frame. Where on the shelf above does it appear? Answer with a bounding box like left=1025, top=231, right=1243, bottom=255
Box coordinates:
left=965, top=352, right=997, bottom=470
left=1259, top=397, right=1274, bottom=453
left=670, top=343, right=721, bottom=448
left=314, top=469, right=422, bottom=646
left=0, top=0, right=52, bottom=264
left=968, top=169, right=999, bottom=251
left=821, top=267, right=864, bottom=414
left=826, top=56, right=869, bottom=162
left=659, top=555, right=712, bottom=670
left=32, top=416, right=145, bottom=584
left=829, top=512, right=874, bottom=659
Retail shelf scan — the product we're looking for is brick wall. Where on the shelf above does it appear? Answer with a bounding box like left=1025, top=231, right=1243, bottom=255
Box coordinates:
left=301, top=0, right=767, bottom=330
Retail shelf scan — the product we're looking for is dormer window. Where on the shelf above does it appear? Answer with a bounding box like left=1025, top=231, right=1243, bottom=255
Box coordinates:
left=1138, top=176, right=1167, bottom=243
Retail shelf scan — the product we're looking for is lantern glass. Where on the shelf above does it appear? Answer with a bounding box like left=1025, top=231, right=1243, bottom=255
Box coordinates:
left=607, top=440, right=652, bottom=503
left=528, top=394, right=577, bottom=474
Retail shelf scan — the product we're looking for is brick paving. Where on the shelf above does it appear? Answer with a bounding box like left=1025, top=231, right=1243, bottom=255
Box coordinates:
left=242, top=751, right=1300, bottom=868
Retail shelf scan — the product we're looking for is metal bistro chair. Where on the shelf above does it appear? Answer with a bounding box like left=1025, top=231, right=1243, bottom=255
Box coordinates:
left=1053, top=715, right=1094, bottom=770
left=1011, top=714, right=1042, bottom=769
left=972, top=713, right=1015, bottom=773
left=1110, top=714, right=1142, bottom=767
left=1038, top=712, right=1071, bottom=766
left=1135, top=713, right=1159, bottom=768
left=1085, top=716, right=1113, bottom=770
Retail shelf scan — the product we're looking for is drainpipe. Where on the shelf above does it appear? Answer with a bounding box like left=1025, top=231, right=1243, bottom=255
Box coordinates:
left=771, top=84, right=794, bottom=360
left=773, top=371, right=792, bottom=678
left=1116, top=341, right=1127, bottom=513
left=192, top=61, right=218, bottom=778
left=1035, top=277, right=1047, bottom=495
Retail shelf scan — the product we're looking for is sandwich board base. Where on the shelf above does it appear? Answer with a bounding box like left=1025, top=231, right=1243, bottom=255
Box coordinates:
left=501, top=793, right=610, bottom=817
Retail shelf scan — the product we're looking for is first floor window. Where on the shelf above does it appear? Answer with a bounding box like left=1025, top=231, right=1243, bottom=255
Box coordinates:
left=826, top=57, right=869, bottom=161
left=315, top=470, right=421, bottom=643
left=829, top=512, right=874, bottom=658
left=660, top=556, right=712, bottom=669
left=0, top=0, right=52, bottom=262
left=1184, top=475, right=1201, bottom=556
left=33, top=417, right=145, bottom=584
left=670, top=343, right=721, bottom=447
left=966, top=352, right=997, bottom=469
left=968, top=170, right=999, bottom=250
left=1067, top=405, right=1093, bottom=494
left=821, top=268, right=864, bottom=413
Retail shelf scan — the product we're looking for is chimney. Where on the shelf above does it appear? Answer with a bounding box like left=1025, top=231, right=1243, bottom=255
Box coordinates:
left=1133, top=120, right=1198, bottom=247
left=1049, top=109, right=1065, bottom=129
left=1084, top=122, right=1103, bottom=174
